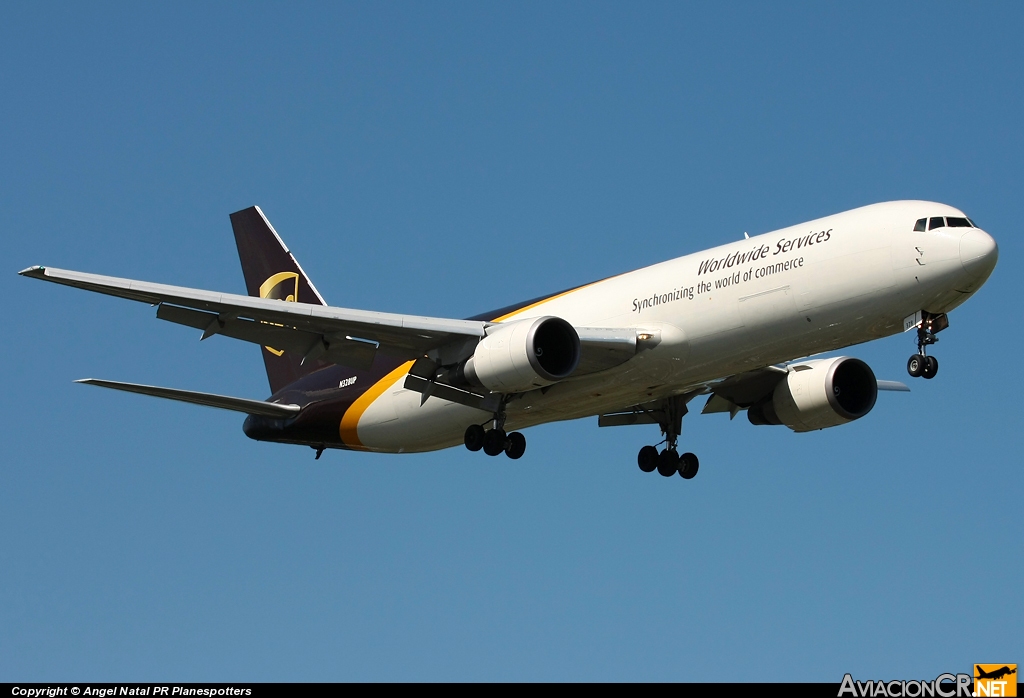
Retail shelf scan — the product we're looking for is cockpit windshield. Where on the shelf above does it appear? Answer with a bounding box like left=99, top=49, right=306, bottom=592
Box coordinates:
left=914, top=216, right=976, bottom=232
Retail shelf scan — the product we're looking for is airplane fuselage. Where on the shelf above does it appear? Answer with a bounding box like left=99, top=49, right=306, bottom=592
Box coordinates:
left=243, top=200, right=997, bottom=453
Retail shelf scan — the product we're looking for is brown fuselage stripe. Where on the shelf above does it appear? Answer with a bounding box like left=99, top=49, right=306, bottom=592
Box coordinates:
left=339, top=360, right=415, bottom=450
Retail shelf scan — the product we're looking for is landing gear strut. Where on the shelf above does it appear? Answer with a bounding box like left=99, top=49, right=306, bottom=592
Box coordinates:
left=907, top=311, right=947, bottom=380
left=635, top=394, right=700, bottom=480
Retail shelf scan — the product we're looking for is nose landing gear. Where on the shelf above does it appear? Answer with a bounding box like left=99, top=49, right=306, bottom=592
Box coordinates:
left=907, top=311, right=947, bottom=380
left=907, top=353, right=938, bottom=379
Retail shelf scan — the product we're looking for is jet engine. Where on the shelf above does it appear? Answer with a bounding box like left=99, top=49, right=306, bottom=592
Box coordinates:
left=747, top=356, right=878, bottom=432
left=459, top=316, right=581, bottom=393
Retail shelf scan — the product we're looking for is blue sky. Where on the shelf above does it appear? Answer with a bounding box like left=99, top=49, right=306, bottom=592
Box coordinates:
left=2, top=2, right=1020, bottom=681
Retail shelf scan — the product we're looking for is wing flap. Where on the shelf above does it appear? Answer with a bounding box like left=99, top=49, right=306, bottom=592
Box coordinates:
left=403, top=374, right=501, bottom=412
left=75, top=378, right=301, bottom=417
left=707, top=366, right=789, bottom=406
left=155, top=304, right=378, bottom=370
left=701, top=393, right=738, bottom=414
left=597, top=411, right=659, bottom=427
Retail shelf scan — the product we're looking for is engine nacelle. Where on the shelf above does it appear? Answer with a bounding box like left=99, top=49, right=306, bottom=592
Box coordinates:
left=747, top=356, right=878, bottom=432
left=462, top=316, right=580, bottom=393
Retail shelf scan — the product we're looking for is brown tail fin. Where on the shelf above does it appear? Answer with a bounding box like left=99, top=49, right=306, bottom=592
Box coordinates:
left=229, top=206, right=328, bottom=395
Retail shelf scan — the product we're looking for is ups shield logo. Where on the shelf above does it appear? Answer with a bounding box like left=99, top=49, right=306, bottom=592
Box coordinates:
left=975, top=665, right=1017, bottom=697
left=259, top=272, right=299, bottom=356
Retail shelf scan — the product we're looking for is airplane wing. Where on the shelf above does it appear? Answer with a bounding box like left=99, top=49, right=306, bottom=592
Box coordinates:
left=21, top=265, right=486, bottom=356
left=601, top=362, right=909, bottom=427
left=20, top=265, right=640, bottom=377
left=700, top=366, right=789, bottom=415
left=701, top=367, right=909, bottom=416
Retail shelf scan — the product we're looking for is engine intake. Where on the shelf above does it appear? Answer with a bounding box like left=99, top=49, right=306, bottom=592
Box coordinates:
left=462, top=316, right=580, bottom=393
left=747, top=356, right=878, bottom=432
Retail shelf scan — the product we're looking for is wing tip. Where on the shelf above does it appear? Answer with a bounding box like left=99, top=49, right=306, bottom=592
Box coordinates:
left=18, top=265, right=46, bottom=277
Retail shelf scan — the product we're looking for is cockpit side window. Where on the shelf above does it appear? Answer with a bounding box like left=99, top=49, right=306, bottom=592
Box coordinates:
left=968, top=218, right=978, bottom=227
left=947, top=217, right=972, bottom=227
left=929, top=217, right=946, bottom=230
left=914, top=218, right=927, bottom=232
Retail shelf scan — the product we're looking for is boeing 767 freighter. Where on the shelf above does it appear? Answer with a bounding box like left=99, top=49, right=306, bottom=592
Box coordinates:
left=20, top=200, right=997, bottom=479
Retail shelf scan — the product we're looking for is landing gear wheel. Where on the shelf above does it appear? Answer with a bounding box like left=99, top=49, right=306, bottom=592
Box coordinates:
left=907, top=354, right=924, bottom=378
left=464, top=424, right=485, bottom=452
left=678, top=452, right=699, bottom=479
left=483, top=428, right=507, bottom=457
left=504, top=432, right=526, bottom=459
left=922, top=355, right=938, bottom=379
left=638, top=445, right=658, bottom=473
left=657, top=449, right=680, bottom=477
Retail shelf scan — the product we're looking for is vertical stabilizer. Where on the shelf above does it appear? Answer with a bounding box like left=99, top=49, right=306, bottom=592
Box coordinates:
left=230, top=206, right=327, bottom=394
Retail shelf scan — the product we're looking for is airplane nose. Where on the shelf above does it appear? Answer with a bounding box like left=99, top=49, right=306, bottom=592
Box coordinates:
left=960, top=229, right=998, bottom=274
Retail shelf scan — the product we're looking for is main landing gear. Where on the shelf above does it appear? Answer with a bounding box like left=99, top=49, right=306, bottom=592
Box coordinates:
left=637, top=445, right=699, bottom=479
left=464, top=421, right=527, bottom=460
left=636, top=394, right=700, bottom=480
left=907, top=311, right=947, bottom=380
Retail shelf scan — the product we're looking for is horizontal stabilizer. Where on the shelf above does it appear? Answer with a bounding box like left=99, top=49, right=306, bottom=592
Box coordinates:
left=876, top=380, right=910, bottom=392
left=75, top=379, right=301, bottom=417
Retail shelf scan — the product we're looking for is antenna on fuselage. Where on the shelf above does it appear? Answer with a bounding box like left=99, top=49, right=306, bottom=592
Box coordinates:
left=744, top=232, right=749, bottom=239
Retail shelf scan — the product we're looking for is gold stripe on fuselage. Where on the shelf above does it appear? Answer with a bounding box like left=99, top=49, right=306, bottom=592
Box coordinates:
left=491, top=283, right=598, bottom=322
left=339, top=360, right=415, bottom=450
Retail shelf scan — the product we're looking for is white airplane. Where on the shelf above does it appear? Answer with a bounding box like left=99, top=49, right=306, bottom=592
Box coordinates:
left=20, top=200, right=997, bottom=478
